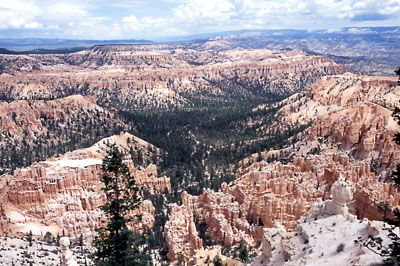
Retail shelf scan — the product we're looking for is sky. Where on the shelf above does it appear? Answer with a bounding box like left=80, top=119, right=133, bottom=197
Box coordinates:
left=0, top=0, right=399, bottom=40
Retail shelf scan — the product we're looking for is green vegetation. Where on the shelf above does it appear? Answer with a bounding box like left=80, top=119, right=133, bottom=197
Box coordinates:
left=212, top=255, right=223, bottom=266
left=122, top=97, right=306, bottom=196
left=93, top=143, right=151, bottom=266
left=0, top=107, right=123, bottom=175
left=336, top=243, right=345, bottom=253
left=119, top=95, right=308, bottom=257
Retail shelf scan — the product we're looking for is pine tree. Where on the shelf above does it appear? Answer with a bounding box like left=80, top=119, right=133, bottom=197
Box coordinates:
left=27, top=230, right=33, bottom=247
left=238, top=240, right=249, bottom=263
left=212, top=255, right=223, bottom=266
left=93, top=143, right=152, bottom=266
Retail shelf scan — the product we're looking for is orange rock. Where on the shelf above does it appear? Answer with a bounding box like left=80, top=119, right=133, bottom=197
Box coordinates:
left=0, top=133, right=169, bottom=239
left=164, top=73, right=400, bottom=262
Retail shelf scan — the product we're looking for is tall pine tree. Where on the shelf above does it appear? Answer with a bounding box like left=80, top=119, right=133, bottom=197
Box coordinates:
left=93, top=143, right=152, bottom=266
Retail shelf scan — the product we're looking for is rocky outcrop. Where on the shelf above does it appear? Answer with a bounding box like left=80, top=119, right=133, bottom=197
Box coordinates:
left=132, top=164, right=171, bottom=193
left=252, top=180, right=393, bottom=266
left=164, top=203, right=203, bottom=263
left=0, top=95, right=107, bottom=137
left=0, top=201, right=8, bottom=234
left=279, top=74, right=400, bottom=174
left=60, top=237, right=79, bottom=266
left=309, top=179, right=353, bottom=219
left=0, top=133, right=170, bottom=239
left=165, top=148, right=400, bottom=263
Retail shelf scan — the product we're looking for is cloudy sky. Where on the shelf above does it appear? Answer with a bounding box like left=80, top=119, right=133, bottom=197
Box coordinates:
left=0, top=0, right=399, bottom=40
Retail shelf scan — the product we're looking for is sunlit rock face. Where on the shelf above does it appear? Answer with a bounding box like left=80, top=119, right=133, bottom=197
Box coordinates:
left=164, top=150, right=400, bottom=264
left=164, top=203, right=203, bottom=264
left=60, top=236, right=79, bottom=266
left=280, top=74, right=400, bottom=173
left=0, top=44, right=398, bottom=265
left=0, top=94, right=128, bottom=175
left=0, top=46, right=347, bottom=176
left=0, top=133, right=170, bottom=239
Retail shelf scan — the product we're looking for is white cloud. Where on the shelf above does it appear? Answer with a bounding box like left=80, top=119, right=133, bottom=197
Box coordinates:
left=122, top=14, right=186, bottom=37
left=0, top=0, right=399, bottom=39
left=122, top=14, right=140, bottom=25
left=46, top=25, right=59, bottom=30
left=0, top=0, right=43, bottom=29
left=24, top=21, right=43, bottom=29
left=120, top=0, right=400, bottom=38
left=122, top=15, right=168, bottom=31
left=0, top=0, right=42, bottom=14
left=174, top=0, right=235, bottom=23
left=0, top=0, right=91, bottom=31
left=80, top=17, right=108, bottom=27
left=47, top=2, right=89, bottom=20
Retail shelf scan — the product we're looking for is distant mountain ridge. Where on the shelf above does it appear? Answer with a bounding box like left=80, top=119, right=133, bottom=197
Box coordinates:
left=0, top=26, right=398, bottom=75
left=191, top=26, right=400, bottom=76
left=0, top=38, right=154, bottom=52
left=0, top=47, right=85, bottom=55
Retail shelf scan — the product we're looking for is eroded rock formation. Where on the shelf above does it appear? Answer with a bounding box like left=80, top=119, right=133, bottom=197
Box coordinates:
left=0, top=94, right=128, bottom=173
left=164, top=203, right=203, bottom=263
left=60, top=237, right=79, bottom=266
left=0, top=46, right=346, bottom=110
left=0, top=133, right=170, bottom=239
left=279, top=74, right=400, bottom=174
left=252, top=180, right=392, bottom=266
left=164, top=74, right=400, bottom=263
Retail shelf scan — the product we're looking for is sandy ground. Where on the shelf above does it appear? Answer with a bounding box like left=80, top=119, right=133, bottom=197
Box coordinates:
left=0, top=236, right=92, bottom=265
left=4, top=203, right=63, bottom=237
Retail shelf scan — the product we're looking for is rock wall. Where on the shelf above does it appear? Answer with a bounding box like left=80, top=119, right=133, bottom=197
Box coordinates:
left=164, top=203, right=203, bottom=263
left=165, top=149, right=400, bottom=264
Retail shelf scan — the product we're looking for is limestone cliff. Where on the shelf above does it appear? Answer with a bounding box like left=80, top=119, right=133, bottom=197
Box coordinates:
left=278, top=74, right=400, bottom=175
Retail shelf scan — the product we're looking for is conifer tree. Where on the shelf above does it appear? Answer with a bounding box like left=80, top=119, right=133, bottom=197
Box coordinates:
left=93, top=143, right=151, bottom=266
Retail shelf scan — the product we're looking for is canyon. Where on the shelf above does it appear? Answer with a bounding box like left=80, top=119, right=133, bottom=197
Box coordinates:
left=0, top=45, right=346, bottom=176
left=0, top=42, right=399, bottom=265
left=163, top=73, right=400, bottom=264
left=0, top=45, right=345, bottom=107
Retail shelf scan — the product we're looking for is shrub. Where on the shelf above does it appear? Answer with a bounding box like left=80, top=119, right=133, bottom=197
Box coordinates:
left=337, top=243, right=345, bottom=253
